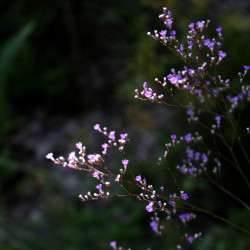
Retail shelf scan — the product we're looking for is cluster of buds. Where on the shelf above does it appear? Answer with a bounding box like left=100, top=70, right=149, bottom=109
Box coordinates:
left=135, top=175, right=189, bottom=213
left=150, top=212, right=165, bottom=235
left=93, top=124, right=129, bottom=154
left=79, top=185, right=110, bottom=202
left=134, top=82, right=164, bottom=103
left=177, top=146, right=210, bottom=177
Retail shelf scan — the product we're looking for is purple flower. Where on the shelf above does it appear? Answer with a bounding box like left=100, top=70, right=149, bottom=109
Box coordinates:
left=96, top=184, right=102, bottom=190
left=122, top=159, right=129, bottom=171
left=171, top=134, right=176, bottom=140
left=93, top=172, right=99, bottom=179
left=87, top=154, right=95, bottom=162
left=135, top=175, right=142, bottom=182
left=159, top=30, right=167, bottom=37
left=232, top=96, right=239, bottom=104
left=187, top=109, right=194, bottom=116
left=110, top=241, right=117, bottom=248
left=181, top=193, right=188, bottom=200
left=167, top=74, right=182, bottom=86
left=187, top=236, right=195, bottom=244
left=188, top=167, right=196, bottom=174
left=201, top=154, right=208, bottom=163
left=120, top=134, right=127, bottom=140
left=184, top=133, right=192, bottom=143
left=188, top=23, right=195, bottom=29
left=165, top=19, right=173, bottom=28
left=244, top=65, right=250, bottom=73
left=187, top=151, right=194, bottom=159
left=196, top=21, right=204, bottom=31
left=219, top=50, right=227, bottom=59
left=109, top=131, right=115, bottom=141
left=150, top=221, right=158, bottom=232
left=146, top=202, right=154, bottom=212
left=179, top=165, right=186, bottom=173
left=179, top=213, right=191, bottom=222
left=188, top=41, right=193, bottom=48
left=102, top=143, right=109, bottom=151
left=143, top=81, right=153, bottom=98
left=188, top=69, right=195, bottom=76
left=160, top=186, right=164, bottom=192
left=216, top=27, right=222, bottom=33
left=204, top=39, right=215, bottom=50
left=94, top=124, right=101, bottom=131
left=170, top=30, right=176, bottom=36
left=145, top=90, right=153, bottom=99
left=194, top=152, right=200, bottom=160
left=215, top=116, right=221, bottom=122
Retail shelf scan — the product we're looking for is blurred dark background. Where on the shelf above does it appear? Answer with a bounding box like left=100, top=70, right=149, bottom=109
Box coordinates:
left=0, top=0, right=250, bottom=249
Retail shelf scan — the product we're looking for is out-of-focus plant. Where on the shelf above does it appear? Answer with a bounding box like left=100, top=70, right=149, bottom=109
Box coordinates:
left=0, top=22, right=34, bottom=141
left=46, top=6, right=250, bottom=249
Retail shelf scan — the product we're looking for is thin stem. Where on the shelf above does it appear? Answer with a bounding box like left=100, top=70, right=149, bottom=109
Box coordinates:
left=186, top=203, right=250, bottom=236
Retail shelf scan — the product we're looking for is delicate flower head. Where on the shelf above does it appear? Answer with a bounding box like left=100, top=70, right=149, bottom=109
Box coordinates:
left=102, top=143, right=109, bottom=151
left=146, top=202, right=154, bottom=212
left=188, top=69, right=195, bottom=76
left=94, top=124, right=101, bottom=131
left=170, top=30, right=176, bottom=36
left=215, top=116, right=221, bottom=122
left=184, top=133, right=192, bottom=143
left=188, top=23, right=195, bottom=29
left=76, top=142, right=82, bottom=150
left=46, top=153, right=54, bottom=160
left=135, top=175, right=142, bottom=182
left=171, top=134, right=176, bottom=140
left=244, top=65, right=250, bottom=73
left=110, top=241, right=117, bottom=248
left=201, top=154, right=208, bottom=163
left=93, top=172, right=99, bottom=179
left=216, top=27, right=222, bottom=33
left=150, top=221, right=158, bottom=232
left=96, top=184, right=102, bottom=190
left=167, top=74, right=182, bottom=86
left=187, top=109, right=194, bottom=116
left=187, top=236, right=195, bottom=243
left=122, top=159, right=129, bottom=172
left=219, top=50, right=227, bottom=59
left=181, top=193, right=188, bottom=200
left=196, top=21, right=204, bottom=31
left=179, top=213, right=191, bottom=223
left=160, top=30, right=167, bottom=37
left=109, top=131, right=115, bottom=141
left=68, top=151, right=77, bottom=161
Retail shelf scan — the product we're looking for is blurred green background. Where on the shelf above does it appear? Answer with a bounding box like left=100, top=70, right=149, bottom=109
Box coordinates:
left=0, top=0, right=250, bottom=249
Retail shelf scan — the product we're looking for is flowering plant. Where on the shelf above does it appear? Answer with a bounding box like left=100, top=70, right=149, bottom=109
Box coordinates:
left=46, top=6, right=250, bottom=249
